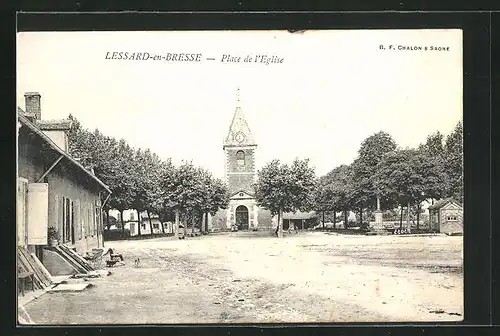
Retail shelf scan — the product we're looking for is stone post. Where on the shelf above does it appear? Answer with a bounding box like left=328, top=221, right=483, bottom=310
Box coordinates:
left=373, top=196, right=383, bottom=230
left=174, top=208, right=180, bottom=234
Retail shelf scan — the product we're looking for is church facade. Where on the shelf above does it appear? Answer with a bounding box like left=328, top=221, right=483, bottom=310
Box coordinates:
left=210, top=89, right=273, bottom=231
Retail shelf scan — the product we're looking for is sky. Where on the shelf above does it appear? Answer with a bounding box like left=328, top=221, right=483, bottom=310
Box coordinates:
left=17, top=30, right=462, bottom=179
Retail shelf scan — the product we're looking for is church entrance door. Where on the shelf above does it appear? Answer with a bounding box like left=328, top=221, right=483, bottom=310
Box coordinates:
left=235, top=205, right=249, bottom=230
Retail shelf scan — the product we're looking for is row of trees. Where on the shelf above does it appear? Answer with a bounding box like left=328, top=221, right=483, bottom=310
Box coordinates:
left=67, top=115, right=230, bottom=236
left=314, top=121, right=463, bottom=229
left=68, top=113, right=462, bottom=237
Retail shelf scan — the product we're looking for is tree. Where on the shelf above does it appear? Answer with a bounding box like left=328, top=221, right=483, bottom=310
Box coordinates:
left=160, top=162, right=205, bottom=237
left=419, top=131, right=445, bottom=158
left=314, top=175, right=333, bottom=229
left=130, top=148, right=167, bottom=235
left=358, top=131, right=398, bottom=168
left=418, top=131, right=450, bottom=203
left=374, top=149, right=445, bottom=229
left=68, top=117, right=136, bottom=231
left=200, top=174, right=230, bottom=232
left=444, top=121, right=463, bottom=203
left=254, top=158, right=316, bottom=238
left=107, top=139, right=136, bottom=232
left=315, top=165, right=353, bottom=229
left=411, top=149, right=449, bottom=228
left=352, top=131, right=397, bottom=225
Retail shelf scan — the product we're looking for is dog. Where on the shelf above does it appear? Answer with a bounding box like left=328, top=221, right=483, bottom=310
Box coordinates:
left=134, top=258, right=141, bottom=268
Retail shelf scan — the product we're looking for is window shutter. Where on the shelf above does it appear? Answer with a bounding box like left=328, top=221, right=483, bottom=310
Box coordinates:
left=27, top=183, right=49, bottom=245
left=75, top=200, right=82, bottom=240
left=17, top=179, right=28, bottom=246
left=70, top=200, right=75, bottom=243
left=54, top=195, right=61, bottom=241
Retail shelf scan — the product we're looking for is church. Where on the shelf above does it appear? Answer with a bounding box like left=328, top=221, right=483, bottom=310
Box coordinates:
left=210, top=89, right=273, bottom=231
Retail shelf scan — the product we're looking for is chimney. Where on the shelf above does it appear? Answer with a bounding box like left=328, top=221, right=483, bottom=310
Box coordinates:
left=24, top=92, right=41, bottom=120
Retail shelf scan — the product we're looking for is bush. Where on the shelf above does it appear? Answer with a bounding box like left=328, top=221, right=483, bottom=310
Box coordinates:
left=103, top=229, right=131, bottom=241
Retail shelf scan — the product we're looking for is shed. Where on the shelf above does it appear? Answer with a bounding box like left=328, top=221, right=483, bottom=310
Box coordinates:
left=282, top=211, right=317, bottom=230
left=427, top=199, right=463, bottom=234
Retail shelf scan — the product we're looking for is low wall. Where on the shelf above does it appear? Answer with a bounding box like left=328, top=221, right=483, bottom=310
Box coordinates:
left=104, top=232, right=175, bottom=242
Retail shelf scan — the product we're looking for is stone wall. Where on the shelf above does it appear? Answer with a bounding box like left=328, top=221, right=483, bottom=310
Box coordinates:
left=258, top=209, right=273, bottom=229
left=227, top=174, right=255, bottom=194
left=226, top=148, right=255, bottom=173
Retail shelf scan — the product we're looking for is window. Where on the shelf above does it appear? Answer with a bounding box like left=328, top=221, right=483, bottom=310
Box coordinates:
left=236, top=150, right=245, bottom=166
left=447, top=215, right=458, bottom=221
left=153, top=223, right=159, bottom=229
left=141, top=223, right=146, bottom=229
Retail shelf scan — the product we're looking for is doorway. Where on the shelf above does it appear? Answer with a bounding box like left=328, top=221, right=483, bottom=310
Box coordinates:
left=235, top=205, right=249, bottom=230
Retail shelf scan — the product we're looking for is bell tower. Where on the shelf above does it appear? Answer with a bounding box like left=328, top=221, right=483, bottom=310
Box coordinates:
left=223, top=88, right=257, bottom=195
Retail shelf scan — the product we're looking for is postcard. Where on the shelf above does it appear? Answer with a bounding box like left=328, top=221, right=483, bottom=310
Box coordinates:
left=17, top=29, right=463, bottom=324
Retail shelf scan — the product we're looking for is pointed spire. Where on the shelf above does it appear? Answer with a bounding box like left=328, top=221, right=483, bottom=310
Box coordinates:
left=223, top=87, right=256, bottom=148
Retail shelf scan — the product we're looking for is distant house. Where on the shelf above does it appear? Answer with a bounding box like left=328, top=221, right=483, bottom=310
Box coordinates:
left=108, top=209, right=171, bottom=236
left=17, top=92, right=111, bottom=269
left=428, top=199, right=463, bottom=234
left=127, top=215, right=164, bottom=236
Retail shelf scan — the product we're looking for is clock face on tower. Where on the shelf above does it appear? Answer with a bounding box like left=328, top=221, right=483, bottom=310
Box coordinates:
left=234, top=132, right=246, bottom=143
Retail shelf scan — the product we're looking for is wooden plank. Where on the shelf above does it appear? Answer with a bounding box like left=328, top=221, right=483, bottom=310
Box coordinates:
left=29, top=257, right=51, bottom=287
left=54, top=246, right=86, bottom=273
left=17, top=253, right=30, bottom=273
left=19, top=247, right=50, bottom=288
left=17, top=248, right=44, bottom=290
left=59, top=245, right=94, bottom=271
left=29, top=252, right=53, bottom=286
left=54, top=246, right=88, bottom=274
left=18, top=248, right=41, bottom=289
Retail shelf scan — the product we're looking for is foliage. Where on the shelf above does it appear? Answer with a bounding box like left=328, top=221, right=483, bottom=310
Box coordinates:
left=47, top=226, right=60, bottom=241
left=419, top=131, right=445, bottom=158
left=254, top=158, right=317, bottom=216
left=444, top=121, right=463, bottom=203
left=352, top=131, right=397, bottom=209
left=373, top=148, right=448, bottom=210
left=316, top=165, right=353, bottom=213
